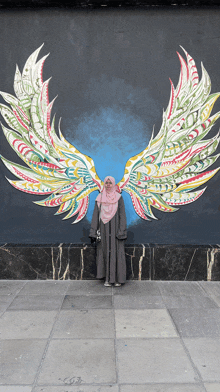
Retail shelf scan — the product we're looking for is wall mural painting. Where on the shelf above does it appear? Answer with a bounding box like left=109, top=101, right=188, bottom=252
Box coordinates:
left=0, top=44, right=220, bottom=226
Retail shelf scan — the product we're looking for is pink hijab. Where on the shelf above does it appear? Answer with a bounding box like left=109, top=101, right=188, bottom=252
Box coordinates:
left=96, top=176, right=121, bottom=224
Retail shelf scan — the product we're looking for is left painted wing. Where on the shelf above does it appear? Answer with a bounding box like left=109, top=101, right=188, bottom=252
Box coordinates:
left=117, top=47, right=220, bottom=220
left=0, top=45, right=102, bottom=223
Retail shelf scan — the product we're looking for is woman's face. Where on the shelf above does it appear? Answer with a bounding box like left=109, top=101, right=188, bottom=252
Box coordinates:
left=105, top=178, right=113, bottom=191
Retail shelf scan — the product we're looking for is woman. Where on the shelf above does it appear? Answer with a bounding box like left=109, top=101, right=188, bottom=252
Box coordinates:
left=89, top=176, right=127, bottom=287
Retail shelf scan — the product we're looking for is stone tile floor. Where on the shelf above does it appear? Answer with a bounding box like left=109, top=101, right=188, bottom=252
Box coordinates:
left=1, top=280, right=220, bottom=391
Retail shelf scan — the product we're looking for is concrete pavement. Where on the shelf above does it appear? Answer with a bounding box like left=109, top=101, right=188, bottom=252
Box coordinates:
left=1, top=280, right=220, bottom=391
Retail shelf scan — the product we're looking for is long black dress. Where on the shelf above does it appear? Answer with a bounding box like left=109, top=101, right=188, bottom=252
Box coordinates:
left=89, top=196, right=127, bottom=284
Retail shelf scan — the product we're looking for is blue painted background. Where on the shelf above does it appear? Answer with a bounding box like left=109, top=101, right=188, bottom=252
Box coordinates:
left=65, top=84, right=159, bottom=225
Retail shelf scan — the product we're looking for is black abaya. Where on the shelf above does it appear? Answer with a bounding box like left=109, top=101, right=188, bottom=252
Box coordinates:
left=89, top=196, right=127, bottom=284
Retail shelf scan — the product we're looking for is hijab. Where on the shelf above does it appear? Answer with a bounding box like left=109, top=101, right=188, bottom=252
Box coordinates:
left=96, top=176, right=121, bottom=224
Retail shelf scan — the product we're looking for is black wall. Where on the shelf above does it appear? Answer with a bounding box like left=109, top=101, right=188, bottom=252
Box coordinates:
left=0, top=7, right=220, bottom=245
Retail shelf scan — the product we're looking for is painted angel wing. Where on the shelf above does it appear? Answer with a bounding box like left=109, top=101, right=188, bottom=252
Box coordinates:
left=0, top=44, right=102, bottom=223
left=118, top=47, right=220, bottom=220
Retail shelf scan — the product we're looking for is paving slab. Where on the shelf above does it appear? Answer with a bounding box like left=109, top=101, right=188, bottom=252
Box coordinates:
left=7, top=295, right=64, bottom=311
left=37, top=339, right=116, bottom=385
left=66, top=280, right=112, bottom=296
left=0, top=281, right=26, bottom=296
left=204, top=384, right=220, bottom=392
left=120, top=385, right=205, bottom=392
left=52, top=309, right=115, bottom=339
left=116, top=338, right=197, bottom=383
left=2, top=280, right=220, bottom=390
left=208, top=295, right=220, bottom=308
left=199, top=282, right=220, bottom=297
left=18, top=281, right=70, bottom=296
left=0, top=295, right=15, bottom=312
left=183, top=338, right=220, bottom=382
left=1, top=339, right=47, bottom=384
left=115, top=309, right=178, bottom=338
left=61, top=295, right=112, bottom=309
left=0, top=387, right=32, bottom=392
left=158, top=282, right=207, bottom=297
left=33, top=386, right=119, bottom=392
left=112, top=281, right=161, bottom=296
left=0, top=311, right=57, bottom=339
left=113, top=295, right=165, bottom=309
left=169, top=308, right=220, bottom=337
left=162, top=295, right=218, bottom=309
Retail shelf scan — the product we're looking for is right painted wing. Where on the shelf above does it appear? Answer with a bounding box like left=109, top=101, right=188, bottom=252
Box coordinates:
left=117, top=47, right=220, bottom=220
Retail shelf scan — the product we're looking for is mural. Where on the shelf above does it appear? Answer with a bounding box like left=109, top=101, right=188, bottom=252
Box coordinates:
left=0, top=44, right=220, bottom=225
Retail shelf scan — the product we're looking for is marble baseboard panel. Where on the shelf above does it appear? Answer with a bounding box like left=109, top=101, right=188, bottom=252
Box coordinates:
left=0, top=243, right=220, bottom=280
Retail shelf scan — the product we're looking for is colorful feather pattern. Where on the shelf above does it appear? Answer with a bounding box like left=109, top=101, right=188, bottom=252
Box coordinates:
left=117, top=48, right=220, bottom=220
left=0, top=44, right=102, bottom=223
left=0, top=45, right=219, bottom=223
